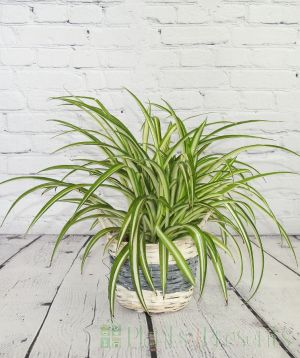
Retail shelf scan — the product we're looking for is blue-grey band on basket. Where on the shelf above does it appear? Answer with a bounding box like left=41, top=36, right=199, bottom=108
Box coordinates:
left=110, top=255, right=199, bottom=294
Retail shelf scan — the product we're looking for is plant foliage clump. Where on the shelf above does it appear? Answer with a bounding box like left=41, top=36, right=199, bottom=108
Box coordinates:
left=2, top=90, right=298, bottom=316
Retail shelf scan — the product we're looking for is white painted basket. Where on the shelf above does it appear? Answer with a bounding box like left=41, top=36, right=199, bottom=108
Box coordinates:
left=109, top=237, right=198, bottom=313
left=107, top=212, right=211, bottom=314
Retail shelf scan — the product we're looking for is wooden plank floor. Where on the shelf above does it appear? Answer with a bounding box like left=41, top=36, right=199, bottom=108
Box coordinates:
left=0, top=234, right=299, bottom=358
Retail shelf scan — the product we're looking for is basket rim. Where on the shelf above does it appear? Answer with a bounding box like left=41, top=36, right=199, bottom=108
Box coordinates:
left=106, top=211, right=211, bottom=264
left=108, top=235, right=198, bottom=264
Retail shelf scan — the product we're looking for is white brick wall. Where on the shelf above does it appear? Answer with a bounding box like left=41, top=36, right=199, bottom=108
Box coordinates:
left=0, top=0, right=299, bottom=235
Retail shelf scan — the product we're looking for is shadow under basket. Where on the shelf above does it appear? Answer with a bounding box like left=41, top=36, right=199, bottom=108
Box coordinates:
left=108, top=238, right=198, bottom=313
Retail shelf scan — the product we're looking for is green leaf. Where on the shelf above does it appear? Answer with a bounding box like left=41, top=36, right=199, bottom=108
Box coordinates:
left=76, top=164, right=124, bottom=212
left=4, top=92, right=299, bottom=312
left=139, top=233, right=156, bottom=293
left=108, top=244, right=129, bottom=317
left=183, top=225, right=207, bottom=295
left=27, top=184, right=87, bottom=233
left=81, top=227, right=119, bottom=272
left=205, top=234, right=228, bottom=303
left=156, top=226, right=195, bottom=286
left=128, top=197, right=149, bottom=312
left=1, top=182, right=59, bottom=226
left=159, top=240, right=168, bottom=297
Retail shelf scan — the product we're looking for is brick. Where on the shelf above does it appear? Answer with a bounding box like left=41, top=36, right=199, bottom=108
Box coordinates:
left=33, top=4, right=68, bottom=23
left=0, top=113, right=6, bottom=131
left=91, top=28, right=135, bottom=48
left=0, top=158, right=7, bottom=174
left=100, top=50, right=138, bottom=68
left=250, top=48, right=294, bottom=68
left=180, top=49, right=213, bottom=66
left=133, top=71, right=158, bottom=90
left=276, top=91, right=300, bottom=110
left=71, top=48, right=99, bottom=68
left=0, top=26, right=17, bottom=45
left=160, top=70, right=228, bottom=88
left=0, top=48, right=35, bottom=66
left=6, top=112, right=58, bottom=133
left=17, top=70, right=84, bottom=89
left=212, top=4, right=246, bottom=22
left=231, top=70, right=295, bottom=89
left=37, top=48, right=70, bottom=68
left=232, top=27, right=297, bottom=45
left=146, top=28, right=161, bottom=47
left=215, top=48, right=250, bottom=67
left=287, top=49, right=300, bottom=68
left=30, top=134, right=67, bottom=154
left=0, top=5, right=30, bottom=24
left=0, top=197, right=49, bottom=219
left=249, top=5, right=300, bottom=24
left=162, top=27, right=229, bottom=45
left=164, top=90, right=204, bottom=109
left=86, top=70, right=133, bottom=89
left=0, top=91, right=26, bottom=110
left=69, top=5, right=103, bottom=24
left=146, top=5, right=177, bottom=24
left=0, top=134, right=31, bottom=153
left=144, top=50, right=179, bottom=67
left=106, top=71, right=135, bottom=90
left=26, top=91, right=66, bottom=111
left=281, top=133, right=300, bottom=152
left=17, top=26, right=88, bottom=46
left=105, top=5, right=135, bottom=24
left=242, top=91, right=275, bottom=110
left=0, top=70, right=15, bottom=89
left=85, top=71, right=106, bottom=90
left=6, top=155, right=72, bottom=175
left=204, top=90, right=240, bottom=109
left=177, top=6, right=209, bottom=23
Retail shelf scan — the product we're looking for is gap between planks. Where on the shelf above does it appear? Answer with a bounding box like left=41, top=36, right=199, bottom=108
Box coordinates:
left=0, top=234, right=42, bottom=269
left=249, top=235, right=300, bottom=277
left=0, top=234, right=298, bottom=358
left=220, top=235, right=300, bottom=358
left=0, top=234, right=155, bottom=358
left=24, top=235, right=92, bottom=358
left=225, top=278, right=295, bottom=358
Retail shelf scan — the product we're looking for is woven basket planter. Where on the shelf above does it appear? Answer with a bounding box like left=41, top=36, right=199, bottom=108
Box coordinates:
left=108, top=237, right=198, bottom=313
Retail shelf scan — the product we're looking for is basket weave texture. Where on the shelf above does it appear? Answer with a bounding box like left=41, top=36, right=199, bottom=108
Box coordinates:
left=109, top=237, right=198, bottom=313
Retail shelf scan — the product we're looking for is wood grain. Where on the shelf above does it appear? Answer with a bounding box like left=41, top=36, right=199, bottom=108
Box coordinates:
left=29, top=241, right=150, bottom=358
left=0, top=234, right=41, bottom=266
left=0, top=235, right=87, bottom=358
left=222, top=236, right=300, bottom=357
left=151, top=263, right=291, bottom=358
left=252, top=235, right=299, bottom=274
left=0, top=234, right=299, bottom=358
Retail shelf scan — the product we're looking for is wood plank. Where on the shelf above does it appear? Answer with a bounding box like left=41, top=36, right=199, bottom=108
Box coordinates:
left=151, top=264, right=291, bottom=358
left=1, top=234, right=298, bottom=357
left=151, top=295, right=228, bottom=358
left=0, top=235, right=87, bottom=358
left=221, top=239, right=300, bottom=357
left=254, top=235, right=300, bottom=275
left=0, top=234, right=41, bottom=265
left=29, top=241, right=150, bottom=358
left=196, top=265, right=292, bottom=358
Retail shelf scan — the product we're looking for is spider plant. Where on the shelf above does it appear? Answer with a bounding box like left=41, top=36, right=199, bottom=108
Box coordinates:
left=1, top=90, right=298, bottom=317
